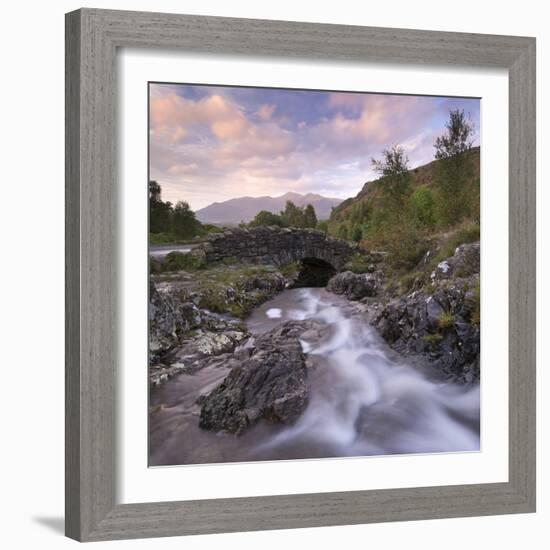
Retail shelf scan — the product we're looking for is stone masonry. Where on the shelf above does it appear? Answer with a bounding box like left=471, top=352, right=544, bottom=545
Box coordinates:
left=193, top=226, right=355, bottom=270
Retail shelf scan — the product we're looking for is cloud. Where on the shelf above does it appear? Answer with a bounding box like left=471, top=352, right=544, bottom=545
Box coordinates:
left=149, top=84, right=480, bottom=210
left=150, top=91, right=249, bottom=143
left=256, top=104, right=276, bottom=121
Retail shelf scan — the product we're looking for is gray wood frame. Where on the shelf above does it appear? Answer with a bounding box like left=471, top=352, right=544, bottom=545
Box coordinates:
left=65, top=8, right=536, bottom=542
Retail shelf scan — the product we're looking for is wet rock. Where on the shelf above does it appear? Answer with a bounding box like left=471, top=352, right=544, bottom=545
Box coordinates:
left=198, top=321, right=318, bottom=435
left=326, top=271, right=379, bottom=300
left=374, top=275, right=480, bottom=383
left=369, top=241, right=480, bottom=383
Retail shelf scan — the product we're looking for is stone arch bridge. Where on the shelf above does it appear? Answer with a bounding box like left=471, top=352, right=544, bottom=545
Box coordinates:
left=194, top=227, right=355, bottom=271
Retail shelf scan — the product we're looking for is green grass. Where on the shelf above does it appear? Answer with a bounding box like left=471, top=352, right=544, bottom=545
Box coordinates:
left=220, top=256, right=239, bottom=266
left=397, top=271, right=424, bottom=294
left=280, top=261, right=300, bottom=279
left=196, top=265, right=277, bottom=318
left=345, top=253, right=373, bottom=274
left=149, top=232, right=178, bottom=245
left=437, top=311, right=455, bottom=329
left=423, top=333, right=443, bottom=344
left=160, top=252, right=206, bottom=272
left=149, top=232, right=207, bottom=245
left=424, top=220, right=480, bottom=273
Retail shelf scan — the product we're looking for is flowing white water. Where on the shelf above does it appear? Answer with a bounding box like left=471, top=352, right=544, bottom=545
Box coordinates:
left=149, top=288, right=480, bottom=466
left=149, top=244, right=195, bottom=258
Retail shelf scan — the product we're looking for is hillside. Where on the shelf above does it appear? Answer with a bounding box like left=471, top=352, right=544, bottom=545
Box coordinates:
left=331, top=147, right=480, bottom=223
left=196, top=192, right=342, bottom=225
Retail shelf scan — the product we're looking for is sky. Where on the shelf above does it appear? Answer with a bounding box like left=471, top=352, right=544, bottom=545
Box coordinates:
left=149, top=83, right=480, bottom=211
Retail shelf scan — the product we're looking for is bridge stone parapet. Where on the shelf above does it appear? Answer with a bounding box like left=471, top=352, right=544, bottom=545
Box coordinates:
left=194, top=226, right=356, bottom=270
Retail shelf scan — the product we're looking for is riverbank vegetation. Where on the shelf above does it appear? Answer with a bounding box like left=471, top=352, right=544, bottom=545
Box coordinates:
left=328, top=110, right=479, bottom=275
left=149, top=180, right=223, bottom=244
left=246, top=199, right=319, bottom=229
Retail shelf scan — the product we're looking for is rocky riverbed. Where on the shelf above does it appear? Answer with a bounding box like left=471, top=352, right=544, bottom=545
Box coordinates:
left=149, top=264, right=297, bottom=386
left=148, top=240, right=480, bottom=465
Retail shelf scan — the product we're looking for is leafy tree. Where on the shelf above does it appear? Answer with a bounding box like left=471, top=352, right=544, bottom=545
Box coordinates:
left=149, top=180, right=173, bottom=234
left=434, top=109, right=474, bottom=161
left=303, top=204, right=318, bottom=228
left=149, top=180, right=162, bottom=203
left=281, top=200, right=304, bottom=227
left=249, top=210, right=285, bottom=227
left=410, top=186, right=436, bottom=228
left=371, top=146, right=411, bottom=220
left=149, top=181, right=205, bottom=240
left=433, top=109, right=475, bottom=225
left=171, top=201, right=203, bottom=239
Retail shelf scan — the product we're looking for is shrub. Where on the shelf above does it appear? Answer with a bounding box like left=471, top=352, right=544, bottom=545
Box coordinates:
left=316, top=220, right=329, bottom=233
left=385, top=225, right=429, bottom=271
left=351, top=224, right=363, bottom=242
left=203, top=224, right=223, bottom=234
left=425, top=221, right=481, bottom=272
left=453, top=221, right=480, bottom=246
left=149, top=232, right=177, bottom=245
left=410, top=186, right=436, bottom=228
left=437, top=311, right=455, bottom=329
left=162, top=252, right=205, bottom=272
left=345, top=253, right=372, bottom=274
left=337, top=224, right=349, bottom=241
left=249, top=210, right=285, bottom=227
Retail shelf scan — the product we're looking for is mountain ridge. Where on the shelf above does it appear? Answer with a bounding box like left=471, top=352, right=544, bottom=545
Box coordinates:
left=196, top=191, right=342, bottom=225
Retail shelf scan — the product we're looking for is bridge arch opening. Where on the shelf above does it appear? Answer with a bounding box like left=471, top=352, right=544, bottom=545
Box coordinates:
left=293, top=257, right=336, bottom=288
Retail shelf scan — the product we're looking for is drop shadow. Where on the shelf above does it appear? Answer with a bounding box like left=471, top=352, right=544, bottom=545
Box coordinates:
left=33, top=516, right=65, bottom=534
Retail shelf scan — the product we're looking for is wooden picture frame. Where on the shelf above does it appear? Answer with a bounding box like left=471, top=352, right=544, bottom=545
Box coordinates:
left=65, top=8, right=536, bottom=542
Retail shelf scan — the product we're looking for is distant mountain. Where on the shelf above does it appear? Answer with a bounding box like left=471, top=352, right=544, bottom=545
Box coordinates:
left=195, top=192, right=342, bottom=225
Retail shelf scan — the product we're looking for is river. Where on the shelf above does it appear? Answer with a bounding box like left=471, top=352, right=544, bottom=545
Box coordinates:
left=149, top=244, right=196, bottom=258
left=149, top=288, right=480, bottom=466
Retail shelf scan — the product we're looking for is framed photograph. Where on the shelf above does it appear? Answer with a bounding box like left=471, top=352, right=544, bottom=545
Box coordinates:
left=65, top=8, right=536, bottom=542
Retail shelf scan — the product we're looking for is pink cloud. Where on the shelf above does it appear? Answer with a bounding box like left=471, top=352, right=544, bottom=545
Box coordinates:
left=256, top=104, right=276, bottom=121
left=150, top=92, right=249, bottom=143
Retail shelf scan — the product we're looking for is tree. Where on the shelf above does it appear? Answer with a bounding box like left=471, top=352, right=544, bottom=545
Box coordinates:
left=149, top=181, right=173, bottom=234
left=434, top=109, right=474, bottom=161
left=303, top=204, right=318, bottom=228
left=351, top=224, right=363, bottom=243
left=171, top=201, right=203, bottom=239
left=371, top=145, right=411, bottom=220
left=149, top=180, right=162, bottom=203
left=410, top=186, right=436, bottom=228
left=281, top=200, right=304, bottom=227
left=433, top=109, right=475, bottom=225
left=249, top=210, right=285, bottom=227
left=316, top=220, right=329, bottom=233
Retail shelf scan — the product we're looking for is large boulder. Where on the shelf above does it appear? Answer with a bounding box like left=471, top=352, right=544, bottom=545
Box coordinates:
left=374, top=276, right=480, bottom=383
left=327, top=271, right=379, bottom=300
left=149, top=281, right=201, bottom=361
left=431, top=242, right=480, bottom=282
left=198, top=321, right=318, bottom=435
